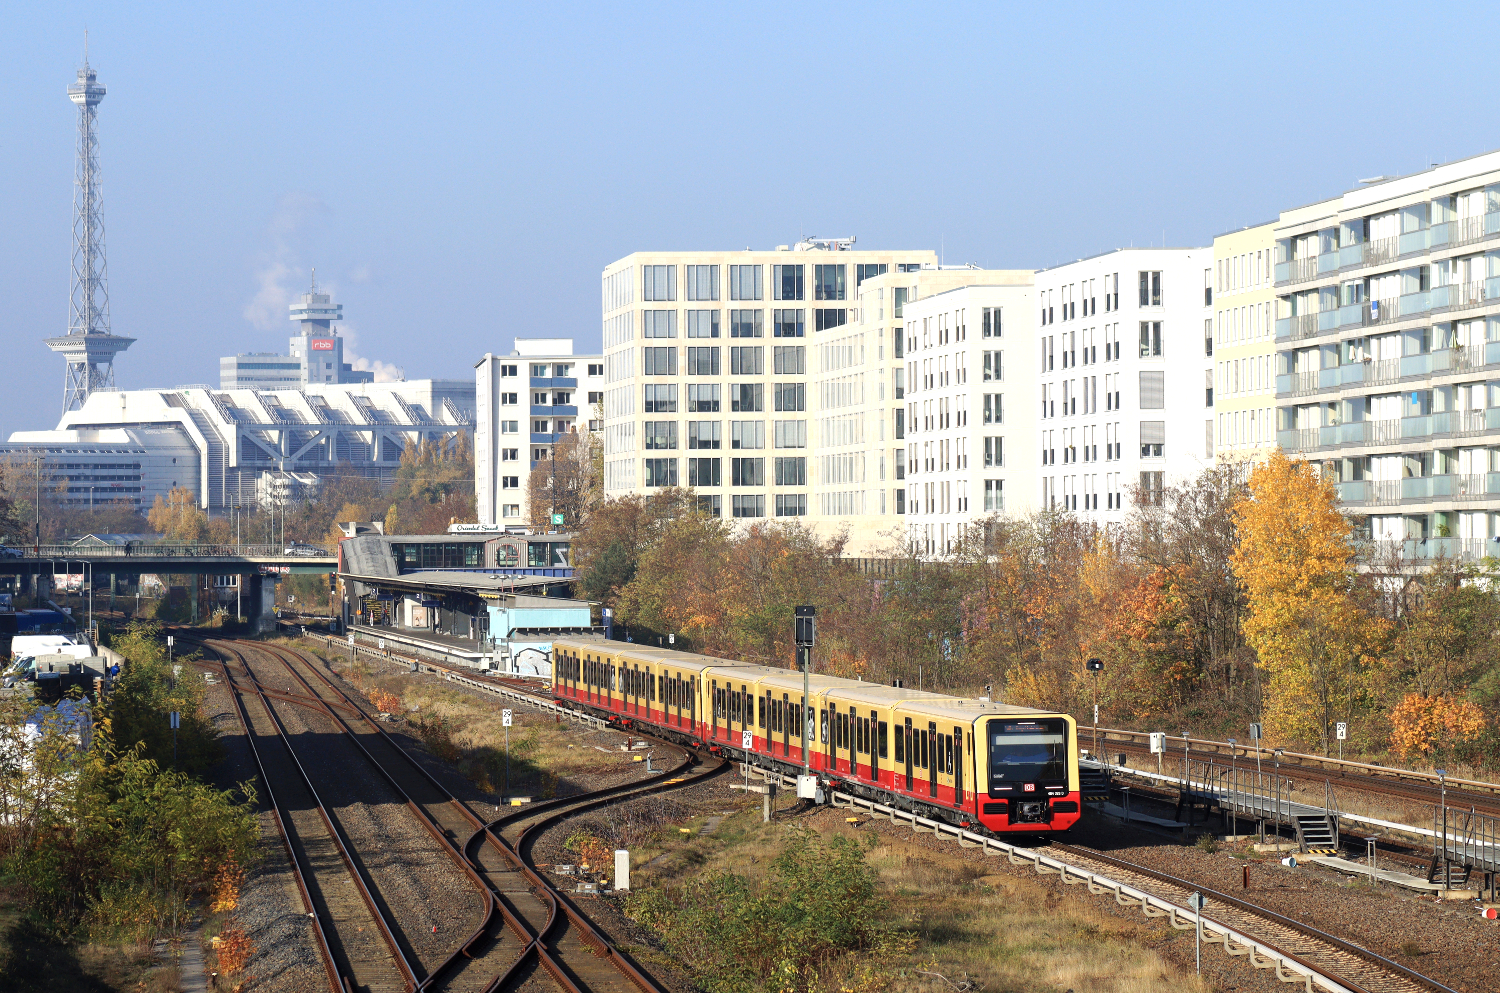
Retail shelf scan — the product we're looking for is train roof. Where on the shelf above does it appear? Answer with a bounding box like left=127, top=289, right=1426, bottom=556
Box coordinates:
left=553, top=636, right=1066, bottom=722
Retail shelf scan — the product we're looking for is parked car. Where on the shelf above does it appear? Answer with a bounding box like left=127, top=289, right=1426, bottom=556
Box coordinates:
left=0, top=546, right=24, bottom=559
left=283, top=543, right=328, bottom=557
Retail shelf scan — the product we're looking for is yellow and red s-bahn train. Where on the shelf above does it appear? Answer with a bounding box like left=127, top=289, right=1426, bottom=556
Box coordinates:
left=550, top=638, right=1080, bottom=835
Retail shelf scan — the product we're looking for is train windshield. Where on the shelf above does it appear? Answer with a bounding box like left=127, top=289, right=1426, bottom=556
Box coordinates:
left=987, top=718, right=1067, bottom=788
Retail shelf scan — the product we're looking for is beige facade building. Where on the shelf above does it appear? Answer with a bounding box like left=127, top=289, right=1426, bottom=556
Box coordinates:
left=599, top=241, right=936, bottom=554
left=1212, top=222, right=1278, bottom=463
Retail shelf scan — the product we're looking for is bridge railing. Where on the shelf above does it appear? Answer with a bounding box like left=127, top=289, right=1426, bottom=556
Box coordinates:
left=14, top=544, right=333, bottom=559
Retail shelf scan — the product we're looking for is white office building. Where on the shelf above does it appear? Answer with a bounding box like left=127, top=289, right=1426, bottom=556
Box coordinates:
left=475, top=338, right=604, bottom=526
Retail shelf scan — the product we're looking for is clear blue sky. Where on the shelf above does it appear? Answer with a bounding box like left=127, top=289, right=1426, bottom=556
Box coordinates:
left=3, top=2, right=1494, bottom=436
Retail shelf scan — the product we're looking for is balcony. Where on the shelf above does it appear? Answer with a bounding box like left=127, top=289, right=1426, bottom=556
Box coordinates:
left=1336, top=302, right=1364, bottom=328
left=1335, top=480, right=1369, bottom=503
left=1398, top=228, right=1430, bottom=256
left=531, top=404, right=578, bottom=417
left=1278, top=427, right=1321, bottom=450
left=530, top=377, right=579, bottom=389
left=1285, top=256, right=1320, bottom=284
left=1289, top=370, right=1320, bottom=396
left=1363, top=236, right=1399, bottom=267
left=1370, top=418, right=1402, bottom=444
left=1286, top=313, right=1320, bottom=339
left=1338, top=243, right=1364, bottom=269
left=1372, top=479, right=1402, bottom=504
left=1362, top=297, right=1400, bottom=327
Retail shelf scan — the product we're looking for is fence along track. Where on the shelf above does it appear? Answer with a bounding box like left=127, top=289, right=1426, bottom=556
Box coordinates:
left=739, top=767, right=1455, bottom=993
left=253, top=639, right=693, bottom=993
left=209, top=640, right=414, bottom=993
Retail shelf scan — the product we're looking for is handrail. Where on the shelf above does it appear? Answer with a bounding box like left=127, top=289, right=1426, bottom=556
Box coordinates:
left=8, top=543, right=333, bottom=559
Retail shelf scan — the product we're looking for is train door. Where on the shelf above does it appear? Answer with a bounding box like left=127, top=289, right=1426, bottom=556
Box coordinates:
left=710, top=680, right=719, bottom=739
left=846, top=706, right=857, bottom=776
left=952, top=724, right=964, bottom=806
left=871, top=711, right=883, bottom=782
left=927, top=722, right=938, bottom=797
left=820, top=704, right=830, bottom=771
left=903, top=718, right=914, bottom=791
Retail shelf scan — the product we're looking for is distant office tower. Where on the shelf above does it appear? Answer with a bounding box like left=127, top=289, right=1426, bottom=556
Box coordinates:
left=220, top=277, right=375, bottom=389
left=45, top=57, right=135, bottom=414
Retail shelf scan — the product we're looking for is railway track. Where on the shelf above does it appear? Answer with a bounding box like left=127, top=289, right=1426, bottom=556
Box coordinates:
left=195, top=635, right=721, bottom=993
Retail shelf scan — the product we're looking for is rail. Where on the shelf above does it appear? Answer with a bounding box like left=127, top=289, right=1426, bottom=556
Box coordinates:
left=8, top=543, right=333, bottom=559
left=744, top=766, right=1443, bottom=993
left=1095, top=725, right=1500, bottom=795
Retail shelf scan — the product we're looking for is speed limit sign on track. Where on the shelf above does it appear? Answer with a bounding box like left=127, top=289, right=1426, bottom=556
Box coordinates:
left=1336, top=722, right=1347, bottom=741
left=502, top=709, right=513, bottom=727
left=741, top=730, right=753, bottom=750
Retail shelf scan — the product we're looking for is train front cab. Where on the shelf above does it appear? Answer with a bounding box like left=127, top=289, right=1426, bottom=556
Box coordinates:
left=974, top=712, right=1080, bottom=833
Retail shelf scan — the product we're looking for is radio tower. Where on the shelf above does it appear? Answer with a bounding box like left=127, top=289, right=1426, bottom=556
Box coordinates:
left=45, top=43, right=134, bottom=415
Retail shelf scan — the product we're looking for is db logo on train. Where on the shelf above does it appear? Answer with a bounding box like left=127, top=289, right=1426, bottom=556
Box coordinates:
left=1023, top=784, right=1036, bottom=792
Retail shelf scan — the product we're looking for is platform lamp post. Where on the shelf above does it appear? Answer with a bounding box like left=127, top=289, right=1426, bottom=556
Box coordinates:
left=795, top=606, right=816, bottom=798
left=1085, top=659, right=1103, bottom=757
left=1437, top=768, right=1448, bottom=871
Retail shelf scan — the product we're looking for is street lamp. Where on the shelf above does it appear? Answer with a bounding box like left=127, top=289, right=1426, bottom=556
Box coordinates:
left=795, top=606, right=816, bottom=797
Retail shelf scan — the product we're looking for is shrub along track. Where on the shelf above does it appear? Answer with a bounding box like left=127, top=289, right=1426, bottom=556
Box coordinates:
left=198, top=635, right=723, bottom=993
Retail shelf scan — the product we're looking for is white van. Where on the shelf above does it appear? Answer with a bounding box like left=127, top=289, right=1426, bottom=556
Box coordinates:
left=11, top=634, right=81, bottom=663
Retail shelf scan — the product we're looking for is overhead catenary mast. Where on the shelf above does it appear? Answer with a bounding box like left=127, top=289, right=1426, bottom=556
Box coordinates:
left=45, top=42, right=134, bottom=415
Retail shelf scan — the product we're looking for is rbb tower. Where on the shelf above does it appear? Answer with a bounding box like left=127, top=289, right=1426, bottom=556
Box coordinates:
left=45, top=56, right=134, bottom=414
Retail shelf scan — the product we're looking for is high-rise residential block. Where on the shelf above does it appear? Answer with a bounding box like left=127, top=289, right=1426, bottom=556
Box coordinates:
left=1212, top=222, right=1278, bottom=463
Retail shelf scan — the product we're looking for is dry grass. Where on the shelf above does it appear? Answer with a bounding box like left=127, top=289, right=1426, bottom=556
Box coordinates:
left=631, top=798, right=1209, bottom=993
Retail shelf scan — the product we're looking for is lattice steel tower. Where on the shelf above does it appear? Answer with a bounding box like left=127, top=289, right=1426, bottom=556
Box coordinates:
left=46, top=54, right=134, bottom=414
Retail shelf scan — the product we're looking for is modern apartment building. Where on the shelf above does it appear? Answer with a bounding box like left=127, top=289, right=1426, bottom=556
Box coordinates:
left=896, top=274, right=1035, bottom=555
left=598, top=241, right=936, bottom=551
left=1034, top=248, right=1216, bottom=517
left=475, top=338, right=604, bottom=526
left=1212, top=222, right=1278, bottom=463
left=1274, top=151, right=1500, bottom=559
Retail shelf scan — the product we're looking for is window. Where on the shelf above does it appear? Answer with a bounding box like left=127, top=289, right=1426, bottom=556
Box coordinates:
left=642, top=264, right=676, bottom=301
left=688, top=457, right=720, bottom=486
left=983, top=350, right=1003, bottom=381
left=685, top=346, right=720, bottom=375
left=893, top=286, right=909, bottom=317
left=775, top=456, right=806, bottom=486
left=1140, top=421, right=1165, bottom=458
left=555, top=363, right=572, bottom=378
left=587, top=391, right=603, bottom=404
left=532, top=391, right=550, bottom=405
left=501, top=448, right=518, bottom=461
left=814, top=264, right=846, bottom=300
left=1138, top=270, right=1162, bottom=307
left=643, top=421, right=677, bottom=450
left=1138, top=321, right=1162, bottom=357
left=502, top=503, right=521, bottom=518
left=732, top=494, right=765, bottom=518
left=1204, top=318, right=1213, bottom=356
left=529, top=363, right=549, bottom=377
left=532, top=419, right=551, bottom=433
left=774, top=383, right=805, bottom=411
left=856, top=263, right=887, bottom=286
left=773, top=420, right=806, bottom=448
left=500, top=392, right=518, bottom=405
left=814, top=308, right=847, bottom=331
left=687, top=420, right=721, bottom=449
left=982, top=306, right=1002, bottom=338
left=643, top=384, right=678, bottom=413
left=732, top=457, right=764, bottom=486
left=730, top=346, right=764, bottom=376
left=731, top=385, right=764, bottom=414
left=1139, top=470, right=1165, bottom=505
left=501, top=420, right=519, bottom=434
left=499, top=364, right=518, bottom=377
left=773, top=264, right=804, bottom=300
left=696, top=494, right=722, bottom=516
left=1139, top=371, right=1164, bottom=409
left=502, top=475, right=519, bottom=489
left=642, top=310, right=676, bottom=338
left=773, top=344, right=805, bottom=375
left=984, top=436, right=1003, bottom=467
left=983, top=394, right=1003, bottom=424
left=643, top=346, right=677, bottom=376
left=729, top=264, right=762, bottom=301
left=685, top=264, right=719, bottom=301
left=686, top=310, right=720, bottom=338
left=687, top=384, right=720, bottom=412
left=730, top=309, right=763, bottom=338
left=587, top=363, right=603, bottom=376
left=983, top=479, right=1003, bottom=511
left=644, top=458, right=678, bottom=487
left=773, top=309, right=805, bottom=337
left=775, top=493, right=807, bottom=516
left=730, top=420, right=765, bottom=449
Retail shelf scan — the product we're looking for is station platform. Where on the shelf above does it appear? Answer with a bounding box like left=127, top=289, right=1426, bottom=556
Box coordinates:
left=1306, top=856, right=1478, bottom=899
left=348, top=623, right=489, bottom=667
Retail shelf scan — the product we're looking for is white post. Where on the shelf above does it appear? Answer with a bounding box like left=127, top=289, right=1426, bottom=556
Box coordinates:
left=614, top=849, right=630, bottom=891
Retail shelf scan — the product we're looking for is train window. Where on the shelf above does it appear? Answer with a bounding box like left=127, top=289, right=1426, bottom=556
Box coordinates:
left=878, top=721, right=888, bottom=759
left=650, top=672, right=656, bottom=701
left=758, top=694, right=765, bottom=728
left=946, top=734, right=955, bottom=773
left=820, top=709, right=828, bottom=744
left=893, top=721, right=903, bottom=762
left=920, top=729, right=929, bottom=769
left=858, top=717, right=867, bottom=754
left=772, top=699, right=780, bottom=733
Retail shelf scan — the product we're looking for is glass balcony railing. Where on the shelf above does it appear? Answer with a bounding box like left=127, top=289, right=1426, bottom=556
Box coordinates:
left=1318, top=367, right=1341, bottom=389
left=1335, top=480, right=1370, bottom=503
left=1338, top=421, right=1370, bottom=444
left=1276, top=427, right=1321, bottom=450
left=1274, top=373, right=1291, bottom=393
left=1429, top=221, right=1453, bottom=249
left=1398, top=229, right=1430, bottom=255
left=1399, top=353, right=1432, bottom=378
left=1337, top=302, right=1364, bottom=327
left=1400, top=414, right=1432, bottom=440
left=1398, top=290, right=1430, bottom=317
left=1289, top=370, right=1319, bottom=394
left=1318, top=252, right=1341, bottom=275
left=1339, top=243, right=1364, bottom=268
left=1275, top=261, right=1291, bottom=284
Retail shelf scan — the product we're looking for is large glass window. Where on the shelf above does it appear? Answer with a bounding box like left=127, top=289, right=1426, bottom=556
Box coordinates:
left=731, top=457, right=764, bottom=486
left=686, top=310, right=720, bottom=338
left=815, top=308, right=847, bottom=331
left=730, top=346, right=764, bottom=376
left=686, top=420, right=721, bottom=449
left=643, top=421, right=677, bottom=450
left=730, top=384, right=763, bottom=412
left=392, top=542, right=483, bottom=569
left=775, top=493, right=807, bottom=516
left=984, top=478, right=1004, bottom=510
left=729, top=264, right=762, bottom=301
left=774, top=383, right=805, bottom=411
left=814, top=264, right=846, bottom=300
left=643, top=384, right=677, bottom=413
left=983, top=306, right=1002, bottom=338
left=644, top=458, right=678, bottom=487
left=642, top=310, right=676, bottom=338
left=773, top=309, right=805, bottom=338
left=685, top=264, right=719, bottom=301
left=730, top=420, right=765, bottom=448
left=643, top=347, right=677, bottom=376
left=987, top=718, right=1067, bottom=790
left=1138, top=271, right=1162, bottom=307
left=642, top=265, right=676, bottom=302
left=731, top=494, right=765, bottom=518
left=856, top=263, right=887, bottom=287
left=773, top=420, right=806, bottom=448
left=687, top=384, right=720, bottom=412
left=773, top=264, right=804, bottom=301
left=773, top=344, right=805, bottom=375
left=1138, top=321, right=1162, bottom=357
left=685, top=346, right=719, bottom=375
left=730, top=309, right=763, bottom=338
left=688, top=457, right=721, bottom=487
left=774, top=456, right=806, bottom=486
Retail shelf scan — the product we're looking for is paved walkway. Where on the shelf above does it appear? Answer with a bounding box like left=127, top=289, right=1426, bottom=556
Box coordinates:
left=178, top=920, right=208, bottom=992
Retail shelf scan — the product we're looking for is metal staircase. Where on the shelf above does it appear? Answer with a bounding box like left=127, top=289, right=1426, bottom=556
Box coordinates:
left=1294, top=813, right=1340, bottom=855
left=1427, top=855, right=1472, bottom=888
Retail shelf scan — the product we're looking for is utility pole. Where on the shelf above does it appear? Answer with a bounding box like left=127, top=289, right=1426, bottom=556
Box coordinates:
left=795, top=606, right=816, bottom=800
left=1086, top=658, right=1103, bottom=757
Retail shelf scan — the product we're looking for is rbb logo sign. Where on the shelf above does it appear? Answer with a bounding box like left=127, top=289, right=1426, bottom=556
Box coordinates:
left=310, top=338, right=335, bottom=351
